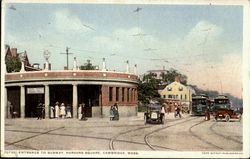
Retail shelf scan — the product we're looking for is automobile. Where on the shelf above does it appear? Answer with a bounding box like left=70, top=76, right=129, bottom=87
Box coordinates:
left=144, top=103, right=165, bottom=124
left=212, top=108, right=242, bottom=122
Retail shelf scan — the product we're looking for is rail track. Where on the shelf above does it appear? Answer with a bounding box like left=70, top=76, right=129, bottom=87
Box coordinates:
left=189, top=120, right=224, bottom=150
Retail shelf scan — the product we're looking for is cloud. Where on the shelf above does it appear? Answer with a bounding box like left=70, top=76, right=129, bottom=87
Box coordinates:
left=182, top=20, right=223, bottom=56
left=186, top=53, right=242, bottom=98
left=54, top=9, right=94, bottom=33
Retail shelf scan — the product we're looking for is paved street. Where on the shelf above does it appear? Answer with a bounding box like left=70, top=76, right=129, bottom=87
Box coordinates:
left=4, top=113, right=242, bottom=151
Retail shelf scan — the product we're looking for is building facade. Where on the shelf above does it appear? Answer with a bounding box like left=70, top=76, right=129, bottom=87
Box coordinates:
left=160, top=78, right=194, bottom=113
left=4, top=58, right=138, bottom=119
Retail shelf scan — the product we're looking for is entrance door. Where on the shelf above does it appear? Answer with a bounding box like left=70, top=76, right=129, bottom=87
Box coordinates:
left=7, top=86, right=20, bottom=118
left=78, top=85, right=101, bottom=117
left=50, top=85, right=73, bottom=111
left=25, top=87, right=44, bottom=118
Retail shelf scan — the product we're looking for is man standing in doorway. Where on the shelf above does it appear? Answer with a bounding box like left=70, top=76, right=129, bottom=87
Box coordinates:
left=37, top=102, right=42, bottom=120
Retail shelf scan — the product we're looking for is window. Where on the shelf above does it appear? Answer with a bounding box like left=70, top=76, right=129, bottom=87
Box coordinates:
left=167, top=87, right=172, bottom=91
left=181, top=94, right=183, bottom=99
left=127, top=88, right=130, bottom=102
left=179, top=87, right=183, bottom=91
left=176, top=94, right=178, bottom=99
left=109, top=87, right=113, bottom=102
left=185, top=94, right=187, bottom=100
left=163, top=95, right=166, bottom=98
left=131, top=88, right=134, bottom=102
left=116, top=87, right=119, bottom=102
left=122, top=88, right=125, bottom=102
left=168, top=95, right=172, bottom=98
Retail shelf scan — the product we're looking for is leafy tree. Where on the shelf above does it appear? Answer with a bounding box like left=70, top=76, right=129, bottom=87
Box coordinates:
left=160, top=68, right=187, bottom=85
left=138, top=73, right=162, bottom=108
left=5, top=56, right=21, bottom=73
left=80, top=60, right=96, bottom=70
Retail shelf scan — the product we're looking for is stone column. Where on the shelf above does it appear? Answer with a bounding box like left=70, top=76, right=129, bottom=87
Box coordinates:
left=73, top=84, right=78, bottom=118
left=20, top=85, right=25, bottom=118
left=44, top=84, right=50, bottom=118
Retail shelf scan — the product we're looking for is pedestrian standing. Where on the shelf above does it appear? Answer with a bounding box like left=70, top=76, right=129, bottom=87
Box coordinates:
left=81, top=103, right=87, bottom=120
left=174, top=104, right=177, bottom=118
left=50, top=105, right=55, bottom=119
left=205, top=106, right=210, bottom=121
left=66, top=104, right=72, bottom=118
left=55, top=102, right=60, bottom=119
left=60, top=103, right=66, bottom=119
left=113, top=102, right=119, bottom=120
left=42, top=104, right=45, bottom=119
left=78, top=104, right=82, bottom=120
left=37, top=102, right=42, bottom=120
left=109, top=105, right=114, bottom=121
left=177, top=105, right=181, bottom=118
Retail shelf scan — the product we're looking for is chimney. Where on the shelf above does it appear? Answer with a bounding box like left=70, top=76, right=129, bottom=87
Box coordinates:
left=11, top=48, right=17, bottom=57
left=126, top=60, right=129, bottom=73
left=175, top=76, right=180, bottom=82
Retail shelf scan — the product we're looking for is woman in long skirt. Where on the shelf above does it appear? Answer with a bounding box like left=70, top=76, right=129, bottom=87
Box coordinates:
left=55, top=102, right=60, bottom=119
left=66, top=104, right=72, bottom=118
left=60, top=103, right=66, bottom=119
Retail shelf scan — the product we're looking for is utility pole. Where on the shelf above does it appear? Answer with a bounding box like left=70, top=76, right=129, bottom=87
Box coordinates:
left=60, top=47, right=73, bottom=70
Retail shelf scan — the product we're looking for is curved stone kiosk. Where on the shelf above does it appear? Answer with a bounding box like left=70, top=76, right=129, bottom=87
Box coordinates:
left=5, top=69, right=138, bottom=119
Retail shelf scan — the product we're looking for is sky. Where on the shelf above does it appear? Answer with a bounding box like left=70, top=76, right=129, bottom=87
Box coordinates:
left=3, top=2, right=243, bottom=98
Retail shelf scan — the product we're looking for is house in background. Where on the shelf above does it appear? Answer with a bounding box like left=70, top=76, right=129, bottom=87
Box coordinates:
left=160, top=77, right=195, bottom=113
left=5, top=45, right=41, bottom=71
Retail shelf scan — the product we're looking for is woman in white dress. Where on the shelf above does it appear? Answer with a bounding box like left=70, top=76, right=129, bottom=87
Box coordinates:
left=60, top=103, right=66, bottom=119
left=78, top=104, right=82, bottom=120
left=50, top=106, right=55, bottom=118
left=55, top=102, right=60, bottom=119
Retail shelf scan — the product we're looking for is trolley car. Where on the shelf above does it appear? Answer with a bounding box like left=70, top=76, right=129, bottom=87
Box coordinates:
left=212, top=95, right=231, bottom=111
left=191, top=94, right=210, bottom=115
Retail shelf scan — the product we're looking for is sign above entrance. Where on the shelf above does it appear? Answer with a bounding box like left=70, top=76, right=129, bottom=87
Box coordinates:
left=27, top=87, right=44, bottom=94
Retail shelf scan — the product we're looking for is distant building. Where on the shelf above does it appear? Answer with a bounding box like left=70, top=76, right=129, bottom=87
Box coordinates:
left=147, top=67, right=168, bottom=80
left=5, top=45, right=42, bottom=71
left=160, top=77, right=195, bottom=112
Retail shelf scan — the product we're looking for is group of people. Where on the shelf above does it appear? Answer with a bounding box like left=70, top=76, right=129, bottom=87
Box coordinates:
left=109, top=102, right=119, bottom=121
left=50, top=102, right=72, bottom=119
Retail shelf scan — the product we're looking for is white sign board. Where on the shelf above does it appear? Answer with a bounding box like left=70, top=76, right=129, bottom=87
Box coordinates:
left=27, top=87, right=44, bottom=94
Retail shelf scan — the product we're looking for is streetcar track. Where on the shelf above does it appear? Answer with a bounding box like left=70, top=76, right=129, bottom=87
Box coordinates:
left=109, top=116, right=185, bottom=151
left=5, top=141, right=38, bottom=150
left=144, top=116, right=198, bottom=151
left=5, top=126, right=65, bottom=147
left=209, top=122, right=243, bottom=144
left=189, top=120, right=224, bottom=150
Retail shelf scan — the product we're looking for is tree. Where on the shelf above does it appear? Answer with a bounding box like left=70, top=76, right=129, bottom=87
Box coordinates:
left=5, top=56, right=21, bottom=73
left=138, top=73, right=162, bottom=105
left=80, top=60, right=96, bottom=70
left=160, top=68, right=187, bottom=85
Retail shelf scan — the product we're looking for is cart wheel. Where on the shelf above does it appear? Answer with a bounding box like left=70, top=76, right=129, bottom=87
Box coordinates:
left=225, top=115, right=230, bottom=122
left=238, top=114, right=242, bottom=122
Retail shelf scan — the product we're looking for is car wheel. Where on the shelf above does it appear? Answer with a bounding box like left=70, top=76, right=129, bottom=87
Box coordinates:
left=225, top=114, right=230, bottom=122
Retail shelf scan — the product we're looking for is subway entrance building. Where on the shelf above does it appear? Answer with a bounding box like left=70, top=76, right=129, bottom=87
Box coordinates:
left=4, top=60, right=138, bottom=119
